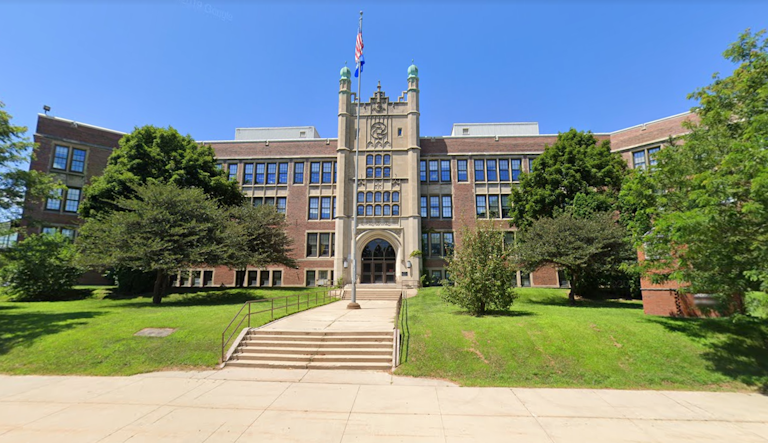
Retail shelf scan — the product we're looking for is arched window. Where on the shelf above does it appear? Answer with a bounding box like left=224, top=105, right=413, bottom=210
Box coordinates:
left=383, top=205, right=391, bottom=216
left=383, top=167, right=391, bottom=178
left=383, top=192, right=390, bottom=202
left=366, top=167, right=373, bottom=178
left=375, top=154, right=382, bottom=165
left=375, top=205, right=382, bottom=216
left=366, top=192, right=373, bottom=202
left=357, top=191, right=364, bottom=203
left=383, top=154, right=391, bottom=165
left=375, top=192, right=382, bottom=202
left=357, top=205, right=364, bottom=216
left=366, top=205, right=373, bottom=216
left=366, top=155, right=373, bottom=165
left=392, top=204, right=400, bottom=215
left=375, top=167, right=382, bottom=178
left=392, top=191, right=400, bottom=202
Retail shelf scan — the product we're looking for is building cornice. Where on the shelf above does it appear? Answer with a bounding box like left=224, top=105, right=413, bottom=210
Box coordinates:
left=37, top=114, right=126, bottom=135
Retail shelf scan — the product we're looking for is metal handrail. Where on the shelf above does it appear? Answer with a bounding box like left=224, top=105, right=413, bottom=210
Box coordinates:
left=220, top=289, right=337, bottom=363
left=398, top=287, right=410, bottom=365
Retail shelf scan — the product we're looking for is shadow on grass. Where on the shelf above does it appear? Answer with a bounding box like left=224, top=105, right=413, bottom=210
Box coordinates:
left=525, top=296, right=643, bottom=310
left=6, top=288, right=96, bottom=302
left=0, top=310, right=103, bottom=355
left=450, top=309, right=536, bottom=318
left=117, top=289, right=271, bottom=308
left=648, top=316, right=768, bottom=393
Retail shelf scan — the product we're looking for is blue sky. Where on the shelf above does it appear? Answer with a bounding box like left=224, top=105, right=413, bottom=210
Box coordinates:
left=2, top=1, right=766, bottom=141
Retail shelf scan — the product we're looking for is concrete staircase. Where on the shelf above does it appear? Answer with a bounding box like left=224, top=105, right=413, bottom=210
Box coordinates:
left=341, top=287, right=401, bottom=301
left=226, top=330, right=393, bottom=370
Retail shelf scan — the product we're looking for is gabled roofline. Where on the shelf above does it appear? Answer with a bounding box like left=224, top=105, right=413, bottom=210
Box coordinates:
left=37, top=114, right=126, bottom=135
left=610, top=111, right=692, bottom=134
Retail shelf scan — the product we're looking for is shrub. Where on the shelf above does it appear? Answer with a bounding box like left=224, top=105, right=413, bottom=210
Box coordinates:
left=0, top=233, right=83, bottom=300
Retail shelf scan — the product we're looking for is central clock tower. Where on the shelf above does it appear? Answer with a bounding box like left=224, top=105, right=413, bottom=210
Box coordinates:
left=334, top=64, right=422, bottom=287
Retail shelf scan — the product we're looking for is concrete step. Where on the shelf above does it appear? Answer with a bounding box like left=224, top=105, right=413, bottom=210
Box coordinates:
left=243, top=335, right=393, bottom=343
left=241, top=340, right=391, bottom=349
left=238, top=346, right=392, bottom=355
left=248, top=330, right=392, bottom=337
left=233, top=353, right=392, bottom=363
left=226, top=360, right=392, bottom=371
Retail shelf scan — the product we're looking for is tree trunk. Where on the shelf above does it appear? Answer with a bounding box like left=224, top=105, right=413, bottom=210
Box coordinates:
left=153, top=270, right=165, bottom=305
left=732, top=292, right=746, bottom=315
left=568, top=272, right=578, bottom=306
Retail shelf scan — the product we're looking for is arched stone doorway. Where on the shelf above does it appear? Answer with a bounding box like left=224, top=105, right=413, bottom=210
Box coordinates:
left=361, top=239, right=396, bottom=284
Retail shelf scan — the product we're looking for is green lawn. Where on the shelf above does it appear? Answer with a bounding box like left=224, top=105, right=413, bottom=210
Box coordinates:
left=0, top=287, right=335, bottom=376
left=396, top=287, right=768, bottom=392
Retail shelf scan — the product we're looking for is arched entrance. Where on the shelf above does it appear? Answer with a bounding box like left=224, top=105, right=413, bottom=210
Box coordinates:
left=361, top=239, right=396, bottom=284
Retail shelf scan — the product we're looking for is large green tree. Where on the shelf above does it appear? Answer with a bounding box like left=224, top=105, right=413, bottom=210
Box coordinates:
left=509, top=129, right=627, bottom=228
left=516, top=211, right=634, bottom=305
left=80, top=125, right=242, bottom=218
left=442, top=221, right=518, bottom=316
left=78, top=183, right=229, bottom=304
left=625, top=29, right=768, bottom=313
left=0, top=101, right=59, bottom=225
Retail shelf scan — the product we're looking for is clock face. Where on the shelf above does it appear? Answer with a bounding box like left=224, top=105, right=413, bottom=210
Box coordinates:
left=371, top=122, right=387, bottom=140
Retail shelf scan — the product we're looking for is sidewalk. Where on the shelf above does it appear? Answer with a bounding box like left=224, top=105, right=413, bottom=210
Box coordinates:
left=261, top=299, right=397, bottom=332
left=0, top=369, right=767, bottom=442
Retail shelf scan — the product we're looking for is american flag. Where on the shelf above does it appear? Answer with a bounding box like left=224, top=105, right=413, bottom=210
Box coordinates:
left=354, top=24, right=364, bottom=77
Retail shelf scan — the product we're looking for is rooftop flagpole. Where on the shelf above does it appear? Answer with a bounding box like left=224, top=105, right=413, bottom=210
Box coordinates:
left=348, top=10, right=364, bottom=310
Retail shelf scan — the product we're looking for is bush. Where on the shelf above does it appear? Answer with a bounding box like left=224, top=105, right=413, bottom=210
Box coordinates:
left=441, top=221, right=517, bottom=316
left=0, top=233, right=83, bottom=300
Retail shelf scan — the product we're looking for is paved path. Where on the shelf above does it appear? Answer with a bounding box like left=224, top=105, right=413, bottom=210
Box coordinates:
left=261, top=300, right=397, bottom=332
left=1, top=369, right=767, bottom=442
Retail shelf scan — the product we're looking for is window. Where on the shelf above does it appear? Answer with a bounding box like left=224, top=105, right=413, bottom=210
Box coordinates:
left=319, top=233, right=331, bottom=257
left=375, top=167, right=382, bottom=178
left=383, top=205, right=390, bottom=216
left=310, top=162, right=321, bottom=183
left=511, top=159, right=522, bottom=181
left=366, top=192, right=373, bottom=202
left=392, top=192, right=399, bottom=202
left=499, top=159, right=510, bottom=181
left=60, top=228, right=75, bottom=240
left=228, top=164, right=238, bottom=181
left=420, top=196, right=428, bottom=218
left=260, top=271, right=270, bottom=287
left=633, top=151, right=646, bottom=169
left=46, top=189, right=62, bottom=211
left=203, top=270, right=213, bottom=286
left=248, top=271, right=259, bottom=287
left=442, top=196, right=452, bottom=218
left=255, top=163, right=265, bottom=184
left=504, top=232, right=515, bottom=248
left=383, top=154, right=391, bottom=165
left=476, top=195, right=487, bottom=218
left=366, top=167, right=373, bottom=178
left=423, top=232, right=454, bottom=257
left=383, top=167, right=390, bottom=178
left=272, top=271, right=282, bottom=286
left=443, top=233, right=454, bottom=256
left=422, top=233, right=428, bottom=254
left=275, top=197, right=286, bottom=214
left=308, top=197, right=319, bottom=220
left=430, top=270, right=443, bottom=284
left=488, top=195, right=500, bottom=218
left=320, top=197, right=332, bottom=219
left=278, top=163, right=288, bottom=184
left=375, top=192, right=382, bottom=202
left=430, top=233, right=442, bottom=257
left=397, top=128, right=402, bottom=136
left=457, top=160, right=468, bottom=182
left=53, top=146, right=69, bottom=170
left=374, top=205, right=382, bottom=216
left=192, top=271, right=202, bottom=287
left=428, top=160, right=439, bottom=182
left=357, top=205, right=364, bottom=216
left=333, top=197, right=336, bottom=218
left=70, top=149, right=86, bottom=173
left=392, top=204, right=399, bottom=215
left=366, top=155, right=373, bottom=165
left=501, top=195, right=510, bottom=218
left=463, top=128, right=469, bottom=135
left=383, top=192, right=390, bottom=202
left=64, top=188, right=81, bottom=213
left=474, top=159, right=485, bottom=181
left=266, top=163, right=277, bottom=184
left=528, top=156, right=537, bottom=172
left=365, top=205, right=373, bottom=216
left=294, top=162, right=305, bottom=183
left=420, top=160, right=427, bottom=182
left=486, top=159, right=497, bottom=181
left=322, top=162, right=333, bottom=183
left=306, top=270, right=316, bottom=287
left=429, top=196, right=440, bottom=218
left=648, top=147, right=660, bottom=167
left=520, top=271, right=532, bottom=287
left=243, top=164, right=254, bottom=184
left=440, top=160, right=451, bottom=182
left=375, top=155, right=382, bottom=165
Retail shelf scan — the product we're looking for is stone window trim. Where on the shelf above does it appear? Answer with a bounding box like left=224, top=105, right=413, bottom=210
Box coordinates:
left=308, top=196, right=337, bottom=220
left=50, top=144, right=88, bottom=174
left=473, top=157, right=522, bottom=183
left=175, top=268, right=215, bottom=287
left=419, top=194, right=452, bottom=219
left=421, top=231, right=454, bottom=258
left=306, top=269, right=335, bottom=287
left=475, top=193, right=512, bottom=219
left=45, top=187, right=81, bottom=214
left=244, top=269, right=283, bottom=287
left=306, top=232, right=336, bottom=258
left=632, top=145, right=661, bottom=170
left=420, top=158, right=451, bottom=183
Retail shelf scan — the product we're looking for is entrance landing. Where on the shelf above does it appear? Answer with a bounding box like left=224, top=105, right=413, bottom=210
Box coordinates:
left=261, top=300, right=397, bottom=332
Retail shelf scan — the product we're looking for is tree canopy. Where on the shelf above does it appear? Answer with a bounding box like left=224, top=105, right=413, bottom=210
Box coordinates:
left=509, top=129, right=627, bottom=228
left=80, top=125, right=242, bottom=218
left=442, top=221, right=517, bottom=316
left=0, top=101, right=58, bottom=225
left=515, top=211, right=634, bottom=304
left=623, top=29, right=768, bottom=313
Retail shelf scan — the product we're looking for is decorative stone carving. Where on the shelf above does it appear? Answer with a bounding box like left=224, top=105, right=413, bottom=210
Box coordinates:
left=371, top=122, right=387, bottom=140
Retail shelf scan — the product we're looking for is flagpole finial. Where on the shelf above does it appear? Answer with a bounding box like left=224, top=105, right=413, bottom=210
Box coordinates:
left=360, top=10, right=363, bottom=15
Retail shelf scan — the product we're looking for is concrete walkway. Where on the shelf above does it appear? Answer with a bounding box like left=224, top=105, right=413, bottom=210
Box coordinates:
left=261, top=300, right=397, bottom=332
left=1, top=370, right=767, bottom=442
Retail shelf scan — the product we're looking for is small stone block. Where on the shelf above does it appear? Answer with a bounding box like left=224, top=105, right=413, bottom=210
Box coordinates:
left=134, top=328, right=176, bottom=337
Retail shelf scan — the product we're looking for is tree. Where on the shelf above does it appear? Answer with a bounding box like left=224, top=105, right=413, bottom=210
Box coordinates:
left=0, top=101, right=59, bottom=226
left=77, top=183, right=228, bottom=304
left=222, top=204, right=297, bottom=286
left=509, top=129, right=627, bottom=228
left=441, top=221, right=517, bottom=316
left=80, top=125, right=242, bottom=218
left=516, top=211, right=634, bottom=305
left=0, top=233, right=82, bottom=300
left=628, top=29, right=768, bottom=313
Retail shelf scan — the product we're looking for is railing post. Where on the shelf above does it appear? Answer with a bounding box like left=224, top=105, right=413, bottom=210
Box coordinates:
left=248, top=302, right=251, bottom=328
left=271, top=299, right=274, bottom=320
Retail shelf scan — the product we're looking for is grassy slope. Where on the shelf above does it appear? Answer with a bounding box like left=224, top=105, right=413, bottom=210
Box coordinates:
left=396, top=287, right=768, bottom=391
left=0, top=287, right=334, bottom=376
